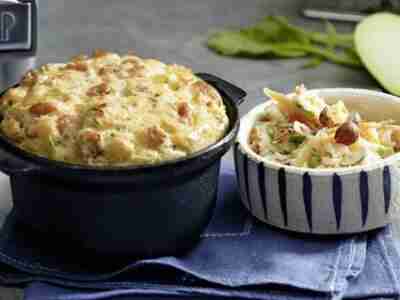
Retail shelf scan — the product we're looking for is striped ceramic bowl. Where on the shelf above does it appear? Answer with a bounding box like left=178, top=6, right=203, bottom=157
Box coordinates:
left=235, top=88, right=400, bottom=234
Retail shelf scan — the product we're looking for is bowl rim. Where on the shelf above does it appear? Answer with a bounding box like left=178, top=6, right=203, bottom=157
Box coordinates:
left=237, top=88, right=400, bottom=176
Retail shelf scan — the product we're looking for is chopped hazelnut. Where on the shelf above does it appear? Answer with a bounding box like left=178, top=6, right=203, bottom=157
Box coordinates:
left=65, top=62, right=88, bottom=72
left=391, top=128, right=400, bottom=151
left=145, top=126, right=166, bottom=148
left=97, top=65, right=119, bottom=77
left=126, top=66, right=145, bottom=77
left=335, top=121, right=359, bottom=145
left=87, top=83, right=111, bottom=97
left=82, top=131, right=100, bottom=143
left=177, top=102, right=190, bottom=119
left=93, top=49, right=110, bottom=58
left=80, top=130, right=102, bottom=158
left=98, top=68, right=107, bottom=76
left=319, top=107, right=335, bottom=128
left=122, top=58, right=141, bottom=65
left=191, top=81, right=210, bottom=96
left=259, top=115, right=271, bottom=122
left=30, top=103, right=57, bottom=116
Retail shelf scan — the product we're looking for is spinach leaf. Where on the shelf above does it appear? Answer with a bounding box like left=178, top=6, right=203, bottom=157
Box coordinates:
left=207, top=16, right=362, bottom=68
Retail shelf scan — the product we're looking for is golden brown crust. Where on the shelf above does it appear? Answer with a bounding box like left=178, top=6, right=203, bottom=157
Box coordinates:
left=86, top=83, right=112, bottom=97
left=65, top=62, right=88, bottom=72
left=0, top=51, right=229, bottom=166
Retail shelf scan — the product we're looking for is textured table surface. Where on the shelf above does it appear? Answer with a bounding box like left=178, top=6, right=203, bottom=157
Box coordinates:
left=0, top=0, right=392, bottom=299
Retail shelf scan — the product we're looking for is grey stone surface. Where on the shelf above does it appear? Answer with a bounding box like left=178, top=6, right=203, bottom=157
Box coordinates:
left=0, top=0, right=391, bottom=299
left=35, top=0, right=377, bottom=117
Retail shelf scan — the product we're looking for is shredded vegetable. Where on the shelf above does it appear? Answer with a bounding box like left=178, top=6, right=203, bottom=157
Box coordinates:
left=249, top=85, right=400, bottom=168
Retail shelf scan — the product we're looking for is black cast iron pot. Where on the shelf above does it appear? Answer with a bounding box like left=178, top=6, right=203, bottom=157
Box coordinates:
left=0, top=73, right=246, bottom=259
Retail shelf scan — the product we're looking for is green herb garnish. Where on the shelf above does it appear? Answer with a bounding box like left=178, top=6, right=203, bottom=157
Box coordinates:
left=308, top=150, right=322, bottom=168
left=289, top=134, right=306, bottom=146
left=377, top=145, right=395, bottom=158
left=47, top=135, right=58, bottom=159
left=266, top=126, right=275, bottom=138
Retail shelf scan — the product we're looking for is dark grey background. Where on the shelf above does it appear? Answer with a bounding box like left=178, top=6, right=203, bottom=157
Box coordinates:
left=36, top=0, right=378, bottom=115
left=0, top=0, right=384, bottom=299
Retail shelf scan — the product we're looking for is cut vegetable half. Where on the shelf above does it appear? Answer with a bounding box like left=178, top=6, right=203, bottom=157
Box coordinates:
left=355, top=13, right=400, bottom=96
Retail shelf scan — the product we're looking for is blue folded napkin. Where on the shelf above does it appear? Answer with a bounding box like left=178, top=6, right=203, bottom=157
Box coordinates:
left=0, top=160, right=399, bottom=300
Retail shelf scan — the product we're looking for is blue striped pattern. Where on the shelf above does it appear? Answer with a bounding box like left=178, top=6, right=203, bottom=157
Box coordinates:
left=235, top=144, right=253, bottom=212
left=359, top=171, right=369, bottom=227
left=278, top=168, right=288, bottom=227
left=233, top=143, right=242, bottom=200
left=383, top=166, right=391, bottom=215
left=236, top=146, right=392, bottom=233
left=302, top=173, right=313, bottom=232
left=242, top=155, right=252, bottom=212
left=332, top=174, right=342, bottom=231
left=257, top=162, right=268, bottom=220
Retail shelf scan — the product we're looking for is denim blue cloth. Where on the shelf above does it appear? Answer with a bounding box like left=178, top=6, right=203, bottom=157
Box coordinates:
left=0, top=161, right=399, bottom=300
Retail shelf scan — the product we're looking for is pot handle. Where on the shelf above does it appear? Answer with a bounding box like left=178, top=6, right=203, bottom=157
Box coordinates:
left=0, top=150, right=39, bottom=176
left=196, top=73, right=247, bottom=105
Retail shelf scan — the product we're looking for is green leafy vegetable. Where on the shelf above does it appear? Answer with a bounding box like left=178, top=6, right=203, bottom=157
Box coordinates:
left=325, top=21, right=337, bottom=50
left=301, top=57, right=323, bottom=69
left=266, top=126, right=275, bottom=138
left=288, top=134, right=306, bottom=145
left=308, top=150, right=322, bottom=168
left=207, top=16, right=362, bottom=68
left=47, top=135, right=58, bottom=159
left=377, top=145, right=395, bottom=158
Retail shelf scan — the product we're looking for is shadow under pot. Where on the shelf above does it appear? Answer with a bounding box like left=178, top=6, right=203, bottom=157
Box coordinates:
left=0, top=73, right=246, bottom=259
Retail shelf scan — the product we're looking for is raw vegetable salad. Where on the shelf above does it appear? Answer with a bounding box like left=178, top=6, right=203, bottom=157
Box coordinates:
left=249, top=85, right=400, bottom=168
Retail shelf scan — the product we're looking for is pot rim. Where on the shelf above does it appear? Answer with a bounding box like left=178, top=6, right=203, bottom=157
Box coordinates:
left=0, top=73, right=244, bottom=175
